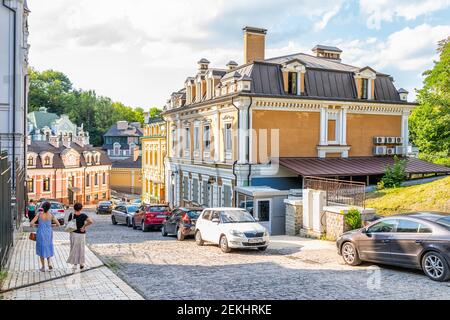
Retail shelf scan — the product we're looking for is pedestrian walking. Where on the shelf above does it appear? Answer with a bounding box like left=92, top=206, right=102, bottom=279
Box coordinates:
left=27, top=199, right=37, bottom=222
left=30, top=201, right=60, bottom=272
left=67, top=203, right=93, bottom=270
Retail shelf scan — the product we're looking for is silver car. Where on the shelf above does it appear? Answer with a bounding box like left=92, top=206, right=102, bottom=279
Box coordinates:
left=37, top=201, right=67, bottom=225
left=111, top=204, right=140, bottom=227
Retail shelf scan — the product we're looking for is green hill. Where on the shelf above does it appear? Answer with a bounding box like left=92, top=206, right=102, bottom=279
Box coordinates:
left=366, top=176, right=450, bottom=216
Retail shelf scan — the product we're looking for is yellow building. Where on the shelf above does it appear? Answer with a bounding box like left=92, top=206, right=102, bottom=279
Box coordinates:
left=141, top=116, right=167, bottom=204
left=110, top=149, right=142, bottom=200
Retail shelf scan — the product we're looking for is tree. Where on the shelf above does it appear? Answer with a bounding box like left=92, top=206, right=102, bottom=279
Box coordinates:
left=409, top=37, right=450, bottom=166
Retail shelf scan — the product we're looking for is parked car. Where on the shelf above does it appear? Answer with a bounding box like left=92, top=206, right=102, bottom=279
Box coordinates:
left=162, top=207, right=203, bottom=240
left=131, top=199, right=142, bottom=205
left=37, top=201, right=66, bottom=225
left=96, top=201, right=113, bottom=214
left=194, top=208, right=269, bottom=253
left=133, top=204, right=171, bottom=232
left=111, top=204, right=140, bottom=227
left=337, top=212, right=450, bottom=282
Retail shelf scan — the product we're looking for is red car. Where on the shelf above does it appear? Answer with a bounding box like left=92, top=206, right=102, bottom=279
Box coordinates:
left=132, top=204, right=171, bottom=232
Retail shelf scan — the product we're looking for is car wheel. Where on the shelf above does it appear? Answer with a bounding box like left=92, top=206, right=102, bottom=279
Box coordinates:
left=422, top=251, right=450, bottom=282
left=177, top=228, right=185, bottom=241
left=195, top=230, right=204, bottom=246
left=341, top=242, right=361, bottom=266
left=132, top=219, right=138, bottom=230
left=111, top=216, right=117, bottom=225
left=220, top=235, right=231, bottom=253
left=126, top=218, right=130, bottom=227
left=161, top=226, right=168, bottom=237
left=141, top=221, right=148, bottom=232
left=257, top=246, right=268, bottom=251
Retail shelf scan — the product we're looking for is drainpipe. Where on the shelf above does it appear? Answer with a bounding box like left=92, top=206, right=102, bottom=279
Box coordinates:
left=3, top=0, right=17, bottom=189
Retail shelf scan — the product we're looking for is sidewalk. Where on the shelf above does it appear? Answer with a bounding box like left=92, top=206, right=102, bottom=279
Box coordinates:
left=0, top=230, right=143, bottom=300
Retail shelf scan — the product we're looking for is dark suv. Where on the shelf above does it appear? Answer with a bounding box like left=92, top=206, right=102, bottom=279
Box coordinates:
left=162, top=207, right=203, bottom=240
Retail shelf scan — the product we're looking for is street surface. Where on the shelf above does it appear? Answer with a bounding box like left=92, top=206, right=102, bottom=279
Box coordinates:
left=85, top=209, right=450, bottom=300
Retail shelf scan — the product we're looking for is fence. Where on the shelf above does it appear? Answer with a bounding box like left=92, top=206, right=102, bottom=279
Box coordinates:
left=304, top=176, right=366, bottom=208
left=0, top=151, right=12, bottom=269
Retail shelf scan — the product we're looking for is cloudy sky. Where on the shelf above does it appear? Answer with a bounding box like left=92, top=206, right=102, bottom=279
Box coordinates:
left=28, top=0, right=450, bottom=109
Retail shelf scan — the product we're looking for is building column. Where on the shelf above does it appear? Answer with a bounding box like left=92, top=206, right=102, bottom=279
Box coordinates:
left=401, top=110, right=410, bottom=154
left=340, top=106, right=348, bottom=146
left=320, top=106, right=329, bottom=145
left=214, top=111, right=220, bottom=162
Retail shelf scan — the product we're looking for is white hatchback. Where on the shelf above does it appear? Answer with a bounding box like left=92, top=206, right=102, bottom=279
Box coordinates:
left=194, top=208, right=269, bottom=253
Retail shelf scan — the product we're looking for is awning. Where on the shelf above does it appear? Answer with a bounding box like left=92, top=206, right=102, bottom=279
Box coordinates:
left=279, top=157, right=450, bottom=177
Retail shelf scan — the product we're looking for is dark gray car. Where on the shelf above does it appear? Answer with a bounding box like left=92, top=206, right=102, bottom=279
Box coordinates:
left=337, top=212, right=450, bottom=282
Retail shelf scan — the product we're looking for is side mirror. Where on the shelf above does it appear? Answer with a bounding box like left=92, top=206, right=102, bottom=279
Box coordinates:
left=211, top=218, right=220, bottom=224
left=361, top=228, right=368, bottom=234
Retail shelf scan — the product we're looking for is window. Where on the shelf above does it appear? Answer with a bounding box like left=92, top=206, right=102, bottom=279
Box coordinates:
left=202, top=181, right=209, bottom=207
left=27, top=178, right=34, bottom=193
left=223, top=185, right=232, bottom=207
left=86, top=174, right=90, bottom=187
left=367, top=219, right=397, bottom=233
left=202, top=210, right=211, bottom=221
left=94, top=194, right=99, bottom=200
left=225, top=123, right=232, bottom=152
left=258, top=200, right=270, bottom=222
left=396, top=219, right=420, bottom=233
left=43, top=177, right=50, bottom=192
left=182, top=176, right=189, bottom=200
left=192, top=178, right=199, bottom=203
left=86, top=195, right=91, bottom=202
left=436, top=217, right=450, bottom=229
left=27, top=156, right=34, bottom=166
left=102, top=172, right=106, bottom=185
left=94, top=173, right=98, bottom=186
left=418, top=224, right=432, bottom=233
left=288, top=72, right=298, bottom=95
left=185, top=128, right=191, bottom=150
left=102, top=192, right=106, bottom=199
left=171, top=129, right=176, bottom=153
left=327, top=119, right=337, bottom=143
left=44, top=156, right=50, bottom=166
left=68, top=176, right=74, bottom=188
left=194, top=126, right=200, bottom=151
left=361, top=78, right=368, bottom=99
left=203, top=125, right=211, bottom=150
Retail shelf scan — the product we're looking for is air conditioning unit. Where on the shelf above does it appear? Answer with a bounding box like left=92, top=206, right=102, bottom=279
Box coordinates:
left=373, top=146, right=387, bottom=156
left=395, top=146, right=405, bottom=155
left=373, top=137, right=385, bottom=144
left=386, top=148, right=396, bottom=155
left=395, top=137, right=403, bottom=145
left=386, top=137, right=396, bottom=144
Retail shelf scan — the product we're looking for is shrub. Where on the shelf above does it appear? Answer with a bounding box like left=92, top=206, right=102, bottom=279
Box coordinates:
left=381, top=156, right=407, bottom=188
left=344, top=208, right=362, bottom=230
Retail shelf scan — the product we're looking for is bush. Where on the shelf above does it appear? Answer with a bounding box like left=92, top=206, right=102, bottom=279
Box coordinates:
left=344, top=208, right=362, bottom=230
left=381, top=156, right=407, bottom=188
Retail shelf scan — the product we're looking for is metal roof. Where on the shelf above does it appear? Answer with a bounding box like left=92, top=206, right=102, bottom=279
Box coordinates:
left=375, top=76, right=401, bottom=102
left=305, top=69, right=357, bottom=99
left=265, top=52, right=358, bottom=72
left=103, top=122, right=143, bottom=137
left=279, top=157, right=450, bottom=177
left=312, top=45, right=342, bottom=53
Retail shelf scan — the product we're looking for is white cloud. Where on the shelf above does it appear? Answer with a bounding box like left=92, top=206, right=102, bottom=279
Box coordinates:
left=359, top=0, right=450, bottom=29
left=313, top=5, right=342, bottom=31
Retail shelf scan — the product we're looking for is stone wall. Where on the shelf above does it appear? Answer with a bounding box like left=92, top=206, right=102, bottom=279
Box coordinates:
left=284, top=199, right=303, bottom=236
left=324, top=206, right=376, bottom=240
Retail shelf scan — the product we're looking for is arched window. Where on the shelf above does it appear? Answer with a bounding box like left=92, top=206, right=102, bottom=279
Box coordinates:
left=27, top=156, right=34, bottom=166
left=44, top=156, right=51, bottom=166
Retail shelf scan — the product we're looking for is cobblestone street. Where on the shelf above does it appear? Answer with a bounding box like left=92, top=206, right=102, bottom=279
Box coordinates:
left=86, top=209, right=450, bottom=300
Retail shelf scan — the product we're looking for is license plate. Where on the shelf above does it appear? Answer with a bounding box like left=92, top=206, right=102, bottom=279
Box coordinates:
left=248, top=238, right=263, bottom=244
left=157, top=215, right=166, bottom=219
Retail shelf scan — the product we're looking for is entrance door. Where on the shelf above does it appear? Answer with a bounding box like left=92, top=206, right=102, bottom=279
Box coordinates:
left=255, top=200, right=271, bottom=234
left=68, top=189, right=74, bottom=205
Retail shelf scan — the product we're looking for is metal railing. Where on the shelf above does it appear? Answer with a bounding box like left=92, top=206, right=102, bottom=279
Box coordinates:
left=304, top=176, right=366, bottom=208
left=0, top=151, right=12, bottom=269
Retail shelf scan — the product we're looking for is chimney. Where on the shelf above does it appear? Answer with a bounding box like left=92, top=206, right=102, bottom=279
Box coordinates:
left=62, top=136, right=71, bottom=148
left=117, top=121, right=128, bottom=130
left=73, top=135, right=85, bottom=148
left=48, top=135, right=60, bottom=148
left=198, top=58, right=210, bottom=72
left=226, top=60, right=238, bottom=71
left=312, top=45, right=342, bottom=61
left=243, top=26, right=267, bottom=64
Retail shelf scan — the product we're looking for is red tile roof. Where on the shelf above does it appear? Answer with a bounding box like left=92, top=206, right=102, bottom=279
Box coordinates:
left=279, top=157, right=450, bottom=177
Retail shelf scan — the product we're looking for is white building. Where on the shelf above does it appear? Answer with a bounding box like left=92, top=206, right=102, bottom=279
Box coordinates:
left=0, top=0, right=30, bottom=248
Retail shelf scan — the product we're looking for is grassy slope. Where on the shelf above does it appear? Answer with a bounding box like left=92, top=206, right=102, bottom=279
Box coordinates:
left=366, top=176, right=450, bottom=216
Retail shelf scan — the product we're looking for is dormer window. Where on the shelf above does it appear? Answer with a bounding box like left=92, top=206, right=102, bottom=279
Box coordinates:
left=27, top=156, right=34, bottom=166
left=44, top=156, right=51, bottom=166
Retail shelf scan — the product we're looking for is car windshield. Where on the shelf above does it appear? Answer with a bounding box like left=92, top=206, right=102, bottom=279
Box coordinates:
left=100, top=201, right=111, bottom=205
left=186, top=210, right=202, bottom=219
left=127, top=205, right=138, bottom=213
left=220, top=210, right=255, bottom=223
left=50, top=203, right=63, bottom=209
left=148, top=206, right=169, bottom=213
left=436, top=217, right=450, bottom=229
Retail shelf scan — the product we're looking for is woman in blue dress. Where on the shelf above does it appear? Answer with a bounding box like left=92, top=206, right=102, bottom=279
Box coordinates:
left=30, top=202, right=60, bottom=272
